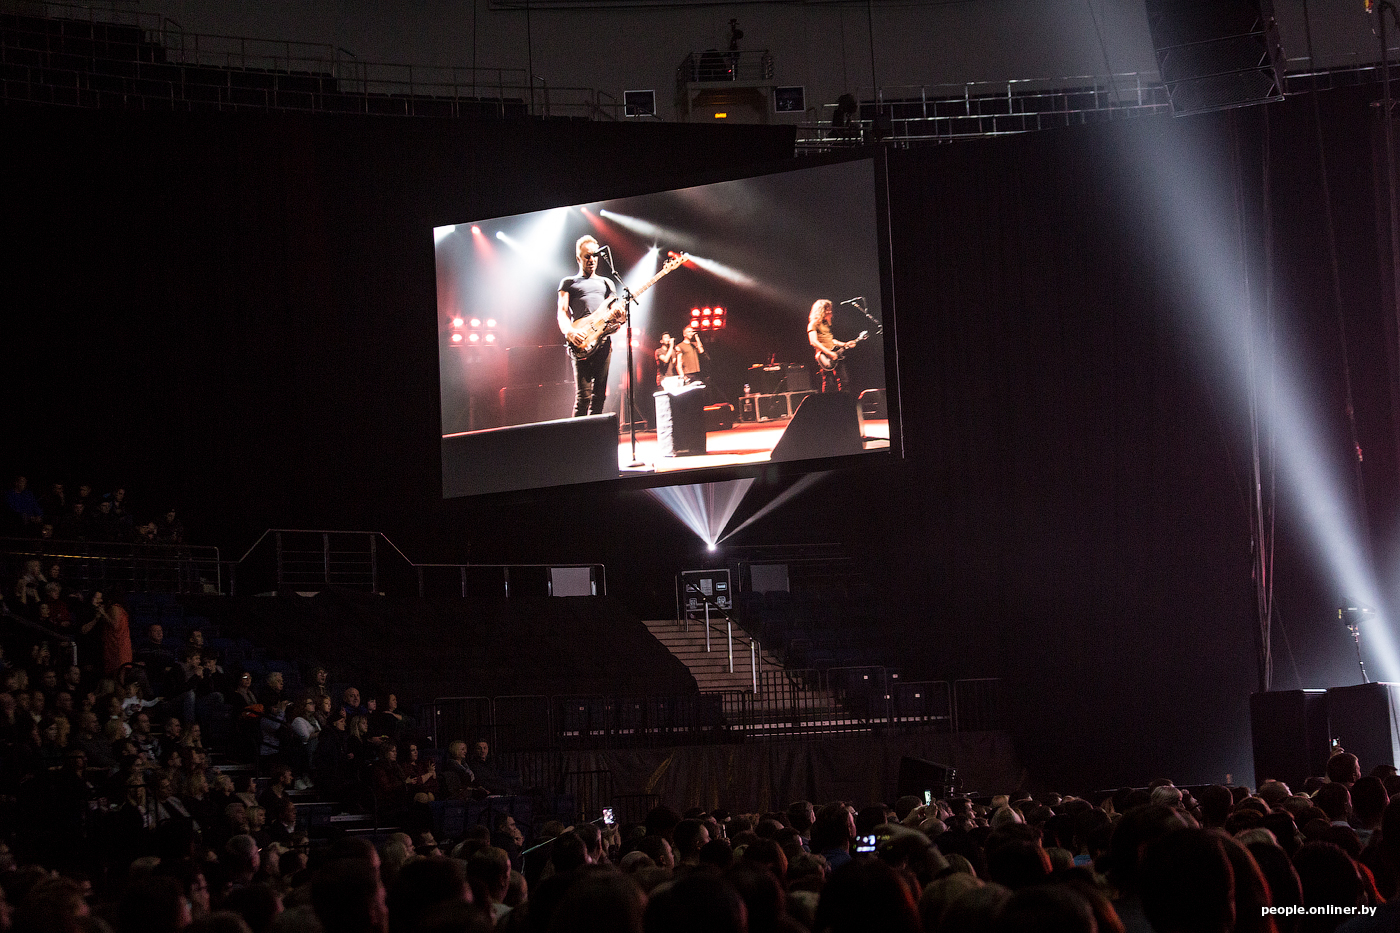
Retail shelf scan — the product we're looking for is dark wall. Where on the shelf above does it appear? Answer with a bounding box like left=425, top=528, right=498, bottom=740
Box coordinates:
left=4, top=89, right=1396, bottom=791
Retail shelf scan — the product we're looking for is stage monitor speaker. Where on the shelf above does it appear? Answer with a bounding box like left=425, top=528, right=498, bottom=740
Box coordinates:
left=442, top=413, right=618, bottom=497
left=896, top=756, right=957, bottom=799
left=1325, top=683, right=1400, bottom=771
left=655, top=387, right=707, bottom=457
left=1250, top=689, right=1330, bottom=791
left=500, top=382, right=575, bottom=426
left=771, top=393, right=863, bottom=462
left=1144, top=0, right=1284, bottom=115
left=506, top=345, right=574, bottom=388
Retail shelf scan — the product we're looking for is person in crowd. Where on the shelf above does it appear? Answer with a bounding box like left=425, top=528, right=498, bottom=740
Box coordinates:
left=135, top=623, right=178, bottom=674
left=258, top=672, right=287, bottom=708
left=101, top=591, right=132, bottom=676
left=403, top=742, right=437, bottom=799
left=156, top=509, right=185, bottom=544
left=466, top=739, right=514, bottom=796
left=5, top=476, right=44, bottom=532
left=438, top=740, right=476, bottom=801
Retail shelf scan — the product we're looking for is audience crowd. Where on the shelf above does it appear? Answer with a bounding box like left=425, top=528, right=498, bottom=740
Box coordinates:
left=5, top=541, right=1400, bottom=932
left=3, top=475, right=186, bottom=546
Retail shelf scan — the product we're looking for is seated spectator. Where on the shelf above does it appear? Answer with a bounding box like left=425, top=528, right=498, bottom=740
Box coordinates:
left=88, top=497, right=120, bottom=542
left=12, top=559, right=45, bottom=620
left=232, top=672, right=259, bottom=710
left=369, top=743, right=410, bottom=815
left=258, top=672, right=286, bottom=709
left=155, top=509, right=185, bottom=545
left=135, top=623, right=178, bottom=675
left=39, top=481, right=67, bottom=519
left=308, top=666, right=331, bottom=700
left=163, top=649, right=206, bottom=725
left=438, top=741, right=476, bottom=801
left=5, top=476, right=44, bottom=533
left=342, top=686, right=367, bottom=719
left=129, top=711, right=163, bottom=760
left=54, top=501, right=88, bottom=541
left=403, top=742, right=437, bottom=799
left=466, top=739, right=514, bottom=796
left=289, top=696, right=321, bottom=780
left=259, top=699, right=293, bottom=767
left=370, top=692, right=408, bottom=746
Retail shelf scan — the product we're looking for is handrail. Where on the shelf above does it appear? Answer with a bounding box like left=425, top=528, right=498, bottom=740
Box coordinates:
left=0, top=536, right=221, bottom=594
left=231, top=529, right=606, bottom=597
left=683, top=592, right=758, bottom=692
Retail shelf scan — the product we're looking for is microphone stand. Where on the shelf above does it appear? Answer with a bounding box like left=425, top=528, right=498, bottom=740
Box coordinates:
left=599, top=247, right=646, bottom=468
left=848, top=297, right=883, bottom=336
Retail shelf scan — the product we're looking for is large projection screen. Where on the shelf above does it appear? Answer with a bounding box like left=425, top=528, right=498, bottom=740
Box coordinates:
left=437, top=156, right=894, bottom=498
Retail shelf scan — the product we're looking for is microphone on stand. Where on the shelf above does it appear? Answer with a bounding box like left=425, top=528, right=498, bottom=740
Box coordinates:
left=840, top=296, right=864, bottom=306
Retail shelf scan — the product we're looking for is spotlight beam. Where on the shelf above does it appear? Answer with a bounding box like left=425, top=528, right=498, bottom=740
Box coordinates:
left=1121, top=126, right=1399, bottom=682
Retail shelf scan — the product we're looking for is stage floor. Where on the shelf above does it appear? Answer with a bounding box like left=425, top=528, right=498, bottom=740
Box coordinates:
left=618, top=417, right=889, bottom=473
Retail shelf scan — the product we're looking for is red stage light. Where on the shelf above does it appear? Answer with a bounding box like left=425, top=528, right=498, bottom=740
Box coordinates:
left=469, top=333, right=480, bottom=342
left=484, top=333, right=496, bottom=343
left=714, top=307, right=724, bottom=316
left=700, top=319, right=712, bottom=329
left=691, top=308, right=700, bottom=318
left=471, top=225, right=481, bottom=234
left=702, top=308, right=711, bottom=316
left=451, top=333, right=463, bottom=343
left=452, top=317, right=464, bottom=327
left=470, top=318, right=482, bottom=328
left=713, top=319, right=726, bottom=330
left=485, top=319, right=497, bottom=329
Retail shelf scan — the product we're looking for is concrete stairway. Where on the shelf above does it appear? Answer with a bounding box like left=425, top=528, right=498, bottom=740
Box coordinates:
left=641, top=617, right=783, bottom=693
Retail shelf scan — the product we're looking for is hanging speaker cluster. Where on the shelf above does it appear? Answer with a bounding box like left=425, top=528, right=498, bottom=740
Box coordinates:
left=1145, top=0, right=1287, bottom=116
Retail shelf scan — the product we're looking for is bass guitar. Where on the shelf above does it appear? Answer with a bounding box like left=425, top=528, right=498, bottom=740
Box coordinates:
left=567, top=253, right=688, bottom=359
left=816, top=330, right=869, bottom=371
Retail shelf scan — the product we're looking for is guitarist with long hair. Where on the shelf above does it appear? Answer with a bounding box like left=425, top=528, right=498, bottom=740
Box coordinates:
left=558, top=235, right=617, bottom=416
left=807, top=298, right=858, bottom=393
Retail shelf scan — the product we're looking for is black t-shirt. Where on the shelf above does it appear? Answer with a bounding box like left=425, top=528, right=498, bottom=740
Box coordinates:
left=559, top=273, right=615, bottom=321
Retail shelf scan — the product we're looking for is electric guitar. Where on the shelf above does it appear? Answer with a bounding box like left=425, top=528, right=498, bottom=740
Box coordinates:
left=567, top=253, right=688, bottom=360
left=816, top=330, right=869, bottom=371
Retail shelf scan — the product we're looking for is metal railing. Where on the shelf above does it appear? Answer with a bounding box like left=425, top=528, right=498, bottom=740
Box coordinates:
left=227, top=528, right=605, bottom=598
left=676, top=49, right=773, bottom=85
left=423, top=679, right=985, bottom=751
left=0, top=536, right=221, bottom=594
left=797, top=73, right=1172, bottom=152
left=684, top=593, right=760, bottom=692
left=0, top=5, right=618, bottom=119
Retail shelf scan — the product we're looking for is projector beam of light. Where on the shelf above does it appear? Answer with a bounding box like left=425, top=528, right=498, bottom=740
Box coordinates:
left=433, top=225, right=455, bottom=245
left=647, top=479, right=755, bottom=549
left=717, top=472, right=829, bottom=544
left=1122, top=126, right=1400, bottom=683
